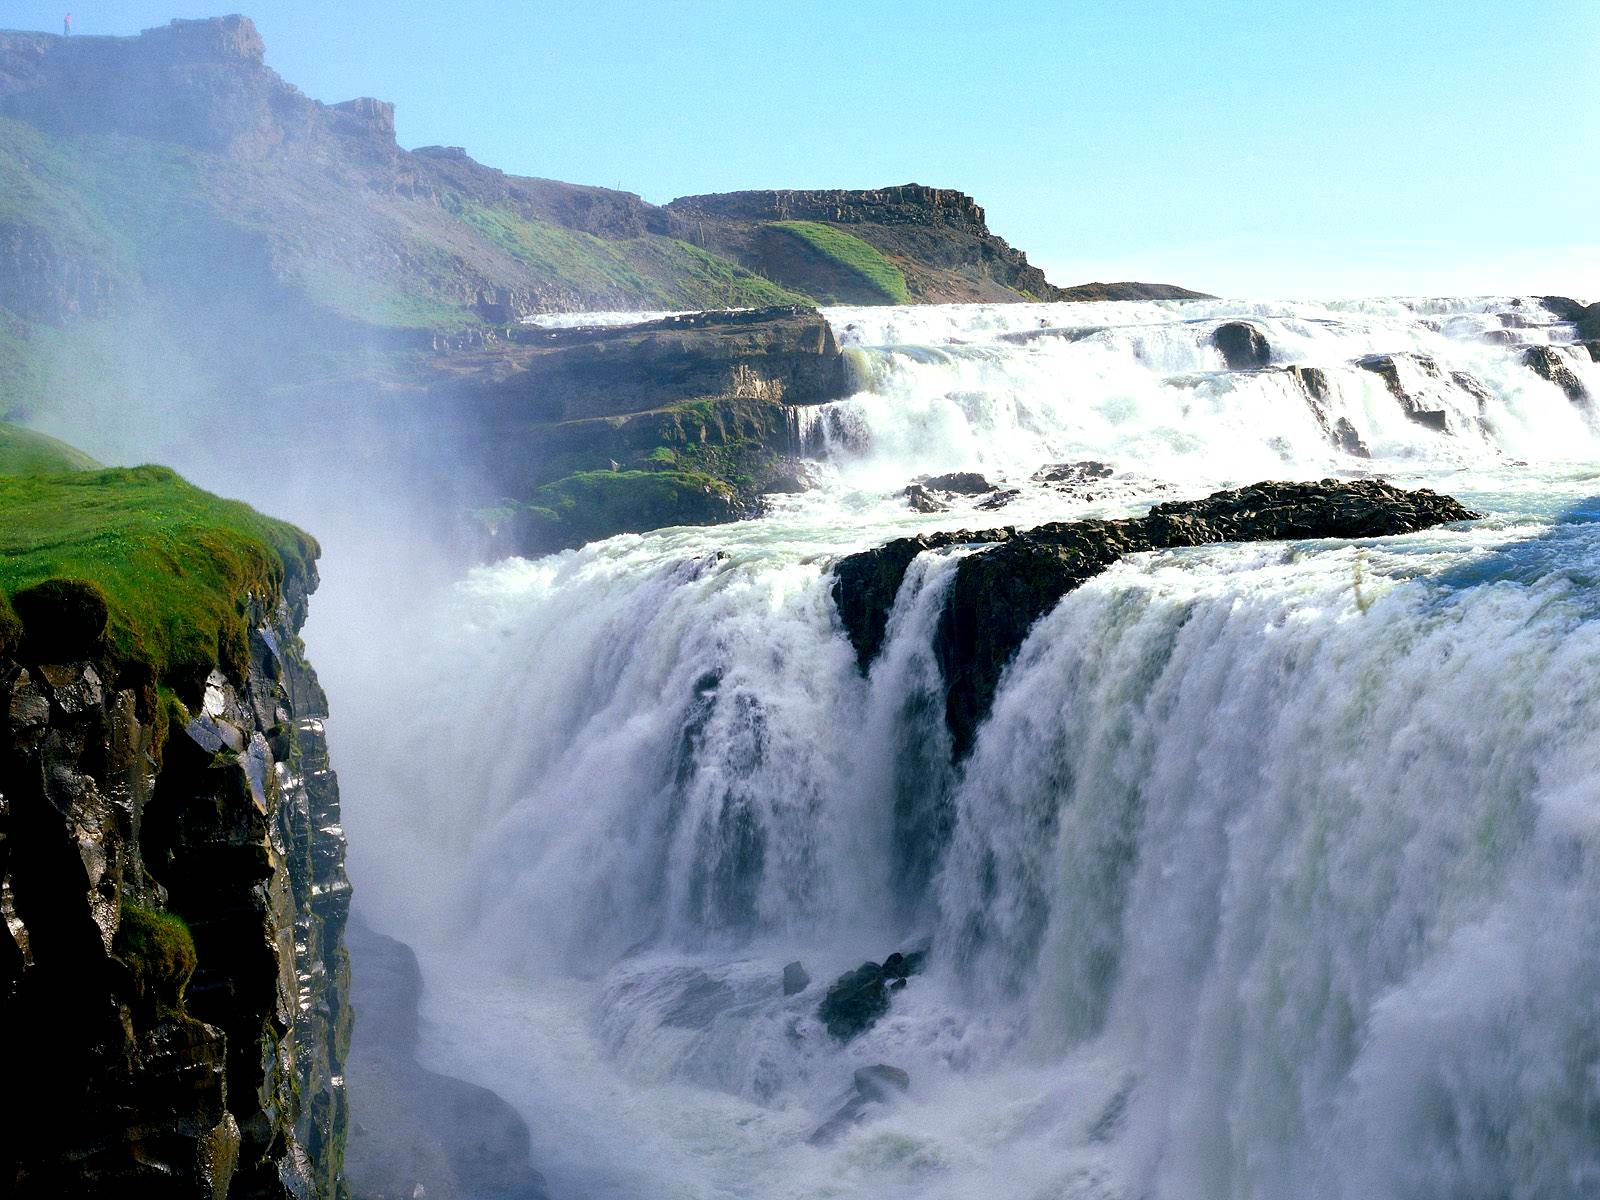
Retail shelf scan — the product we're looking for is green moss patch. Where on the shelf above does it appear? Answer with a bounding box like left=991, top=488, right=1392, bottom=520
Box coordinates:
left=114, top=902, right=198, bottom=1012
left=0, top=462, right=317, bottom=696
left=517, top=468, right=739, bottom=552
left=770, top=221, right=911, bottom=304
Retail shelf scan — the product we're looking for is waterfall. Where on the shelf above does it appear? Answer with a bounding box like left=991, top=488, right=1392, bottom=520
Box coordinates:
left=352, top=296, right=1600, bottom=1199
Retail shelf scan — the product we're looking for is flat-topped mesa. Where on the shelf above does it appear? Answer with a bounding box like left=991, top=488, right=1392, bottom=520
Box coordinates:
left=833, top=480, right=1479, bottom=758
left=667, top=185, right=995, bottom=237
left=666, top=184, right=1066, bottom=304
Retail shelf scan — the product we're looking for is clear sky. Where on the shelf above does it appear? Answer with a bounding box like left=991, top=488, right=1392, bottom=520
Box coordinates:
left=9, top=1, right=1598, bottom=298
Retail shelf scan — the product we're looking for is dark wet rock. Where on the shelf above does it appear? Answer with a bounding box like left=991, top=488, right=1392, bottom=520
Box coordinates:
left=759, top=457, right=819, bottom=496
left=834, top=480, right=1480, bottom=758
left=1034, top=460, right=1113, bottom=486
left=1540, top=297, right=1600, bottom=341
left=976, top=488, right=1021, bottom=510
left=1523, top=345, right=1589, bottom=404
left=807, top=1064, right=912, bottom=1146
left=1583, top=340, right=1600, bottom=363
left=1451, top=370, right=1495, bottom=413
left=479, top=307, right=852, bottom=424
left=1, top=590, right=351, bottom=1197
left=1287, top=364, right=1369, bottom=454
left=1331, top=417, right=1371, bottom=457
left=904, top=483, right=950, bottom=513
left=343, top=918, right=549, bottom=1200
left=1480, top=329, right=1519, bottom=346
left=1356, top=354, right=1452, bottom=432
left=783, top=961, right=811, bottom=996
left=921, top=471, right=994, bottom=495
left=1212, top=321, right=1271, bottom=369
left=817, top=949, right=927, bottom=1042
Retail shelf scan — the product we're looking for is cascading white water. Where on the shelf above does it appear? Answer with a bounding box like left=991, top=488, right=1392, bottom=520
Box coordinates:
left=349, top=296, right=1600, bottom=1199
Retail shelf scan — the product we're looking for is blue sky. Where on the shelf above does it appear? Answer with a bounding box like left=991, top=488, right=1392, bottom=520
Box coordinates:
left=10, top=1, right=1598, bottom=298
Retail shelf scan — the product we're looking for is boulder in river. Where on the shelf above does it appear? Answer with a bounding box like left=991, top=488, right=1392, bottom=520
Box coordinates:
left=783, top=961, right=811, bottom=996
left=904, top=483, right=950, bottom=513
left=807, top=1064, right=912, bottom=1145
left=921, top=471, right=995, bottom=495
left=817, top=949, right=927, bottom=1042
left=1212, top=321, right=1271, bottom=369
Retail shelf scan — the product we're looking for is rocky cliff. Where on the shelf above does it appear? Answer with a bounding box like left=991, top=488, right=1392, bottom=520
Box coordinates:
left=833, top=480, right=1479, bottom=757
left=0, top=15, right=1204, bottom=429
left=0, top=442, right=351, bottom=1197
left=667, top=185, right=1067, bottom=304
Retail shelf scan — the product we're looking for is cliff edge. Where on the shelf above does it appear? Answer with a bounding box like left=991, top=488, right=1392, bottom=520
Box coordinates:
left=0, top=426, right=352, bottom=1198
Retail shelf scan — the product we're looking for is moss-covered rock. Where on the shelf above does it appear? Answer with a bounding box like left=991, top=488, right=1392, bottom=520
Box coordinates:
left=113, top=902, right=198, bottom=1013
left=509, top=469, right=740, bottom=554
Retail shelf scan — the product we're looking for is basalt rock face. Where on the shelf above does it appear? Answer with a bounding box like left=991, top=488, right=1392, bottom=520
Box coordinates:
left=834, top=480, right=1479, bottom=758
left=668, top=186, right=1068, bottom=304
left=458, top=307, right=858, bottom=556
left=1, top=589, right=352, bottom=1196
left=464, top=307, right=851, bottom=424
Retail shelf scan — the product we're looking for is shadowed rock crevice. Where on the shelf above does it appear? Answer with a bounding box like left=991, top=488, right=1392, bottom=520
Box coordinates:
left=833, top=480, right=1479, bottom=757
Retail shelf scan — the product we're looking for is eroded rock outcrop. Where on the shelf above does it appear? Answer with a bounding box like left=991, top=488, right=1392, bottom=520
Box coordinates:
left=1, top=570, right=350, bottom=1196
left=833, top=480, right=1479, bottom=757
left=1522, top=345, right=1589, bottom=404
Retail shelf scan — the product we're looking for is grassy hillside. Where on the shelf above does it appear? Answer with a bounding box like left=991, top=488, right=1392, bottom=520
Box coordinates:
left=771, top=221, right=912, bottom=304
left=0, top=427, right=317, bottom=702
left=0, top=417, right=100, bottom=473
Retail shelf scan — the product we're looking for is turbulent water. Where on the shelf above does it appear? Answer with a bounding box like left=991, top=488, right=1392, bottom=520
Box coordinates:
left=351, top=296, right=1600, bottom=1199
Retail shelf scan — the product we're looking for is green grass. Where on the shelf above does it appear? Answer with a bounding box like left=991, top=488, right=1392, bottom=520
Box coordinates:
left=114, top=902, right=198, bottom=1012
left=0, top=461, right=318, bottom=697
left=459, top=202, right=810, bottom=310
left=771, top=220, right=912, bottom=303
left=520, top=468, right=738, bottom=551
left=294, top=258, right=478, bottom=330
left=0, top=420, right=101, bottom=474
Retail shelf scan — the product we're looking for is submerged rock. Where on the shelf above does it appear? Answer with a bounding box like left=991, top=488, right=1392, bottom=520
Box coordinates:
left=816, top=949, right=927, bottom=1042
left=1034, top=460, right=1114, bottom=487
left=976, top=488, right=1021, bottom=510
left=834, top=479, right=1480, bottom=758
left=1212, top=321, right=1271, bottom=369
left=783, top=961, right=811, bottom=996
left=807, top=1064, right=913, bottom=1145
